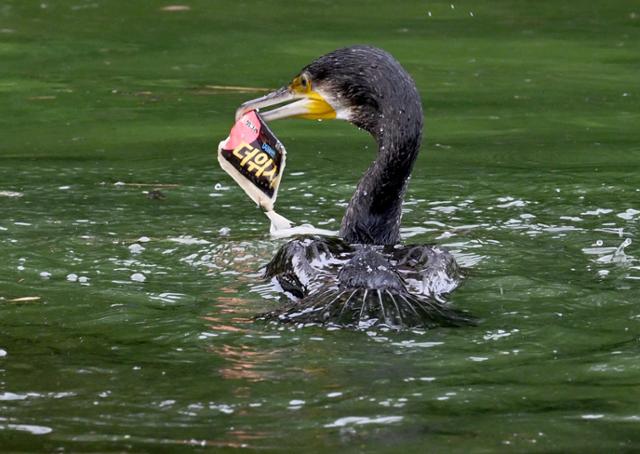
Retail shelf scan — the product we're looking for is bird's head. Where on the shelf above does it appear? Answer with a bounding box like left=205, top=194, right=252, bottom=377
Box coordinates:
left=235, top=46, right=422, bottom=136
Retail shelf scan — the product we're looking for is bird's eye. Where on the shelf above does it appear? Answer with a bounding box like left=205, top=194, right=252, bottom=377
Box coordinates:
left=300, top=75, right=310, bottom=90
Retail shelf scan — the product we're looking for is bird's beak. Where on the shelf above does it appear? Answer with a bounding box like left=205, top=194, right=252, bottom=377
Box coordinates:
left=235, top=85, right=336, bottom=122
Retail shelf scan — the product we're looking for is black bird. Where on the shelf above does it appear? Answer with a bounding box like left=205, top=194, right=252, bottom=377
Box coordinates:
left=236, top=46, right=472, bottom=328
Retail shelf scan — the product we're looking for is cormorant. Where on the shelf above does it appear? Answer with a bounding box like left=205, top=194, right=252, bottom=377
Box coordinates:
left=235, top=46, right=472, bottom=328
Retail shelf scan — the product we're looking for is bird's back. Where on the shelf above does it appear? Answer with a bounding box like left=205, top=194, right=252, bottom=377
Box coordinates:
left=260, top=235, right=473, bottom=329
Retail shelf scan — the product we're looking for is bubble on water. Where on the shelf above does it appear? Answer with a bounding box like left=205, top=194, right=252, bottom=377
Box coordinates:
left=130, top=273, right=146, bottom=282
left=128, top=243, right=145, bottom=254
left=78, top=276, right=90, bottom=284
left=0, top=190, right=23, bottom=198
left=219, top=227, right=231, bottom=236
left=66, top=273, right=78, bottom=282
left=324, top=415, right=403, bottom=428
left=617, top=208, right=640, bottom=220
left=149, top=292, right=184, bottom=303
left=288, top=399, right=305, bottom=410
left=589, top=238, right=634, bottom=265
left=560, top=216, right=582, bottom=222
left=137, top=236, right=151, bottom=243
left=210, top=403, right=234, bottom=414
left=169, top=235, right=210, bottom=245
left=58, top=185, right=70, bottom=190
left=596, top=240, right=603, bottom=246
left=379, top=398, right=406, bottom=408
left=0, top=349, right=6, bottom=357
left=162, top=5, right=192, bottom=12
left=469, top=356, right=489, bottom=362
left=497, top=199, right=527, bottom=208
left=431, top=205, right=458, bottom=214
left=2, top=423, right=52, bottom=435
left=582, top=208, right=613, bottom=216
left=392, top=340, right=443, bottom=349
left=483, top=329, right=518, bottom=341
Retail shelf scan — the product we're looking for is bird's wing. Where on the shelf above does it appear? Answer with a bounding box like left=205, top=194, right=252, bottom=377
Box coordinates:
left=390, top=244, right=463, bottom=301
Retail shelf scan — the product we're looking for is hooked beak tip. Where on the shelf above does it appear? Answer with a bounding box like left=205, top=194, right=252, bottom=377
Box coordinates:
left=235, top=86, right=294, bottom=121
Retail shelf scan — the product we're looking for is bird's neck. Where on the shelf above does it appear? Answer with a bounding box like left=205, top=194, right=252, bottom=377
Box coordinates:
left=340, top=105, right=423, bottom=245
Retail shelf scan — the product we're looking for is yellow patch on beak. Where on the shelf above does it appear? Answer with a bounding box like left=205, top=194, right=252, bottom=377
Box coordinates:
left=289, top=76, right=336, bottom=120
left=236, top=75, right=338, bottom=122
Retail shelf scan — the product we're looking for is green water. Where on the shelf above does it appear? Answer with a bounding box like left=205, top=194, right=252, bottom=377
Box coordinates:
left=1, top=0, right=639, bottom=451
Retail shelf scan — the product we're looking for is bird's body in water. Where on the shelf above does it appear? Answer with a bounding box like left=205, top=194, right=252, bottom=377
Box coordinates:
left=236, top=46, right=472, bottom=328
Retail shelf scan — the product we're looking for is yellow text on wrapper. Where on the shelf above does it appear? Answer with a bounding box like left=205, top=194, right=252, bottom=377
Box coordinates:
left=231, top=142, right=279, bottom=187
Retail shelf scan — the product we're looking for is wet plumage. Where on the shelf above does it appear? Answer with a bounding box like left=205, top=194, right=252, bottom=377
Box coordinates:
left=236, top=46, right=473, bottom=329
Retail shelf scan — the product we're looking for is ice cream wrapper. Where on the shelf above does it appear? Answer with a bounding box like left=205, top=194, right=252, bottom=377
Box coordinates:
left=217, top=111, right=292, bottom=231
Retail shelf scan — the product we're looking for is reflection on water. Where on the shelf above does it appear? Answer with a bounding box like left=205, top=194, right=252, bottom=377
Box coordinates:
left=208, top=343, right=280, bottom=382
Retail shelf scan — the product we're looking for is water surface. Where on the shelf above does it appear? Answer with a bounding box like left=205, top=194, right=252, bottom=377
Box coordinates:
left=1, top=0, right=640, bottom=451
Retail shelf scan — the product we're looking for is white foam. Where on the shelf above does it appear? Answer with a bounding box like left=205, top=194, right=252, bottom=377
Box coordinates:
left=0, top=424, right=53, bottom=435
left=582, top=208, right=613, bottom=216
left=168, top=236, right=210, bottom=245
left=0, top=392, right=27, bottom=401
left=469, top=356, right=489, bottom=362
left=0, top=190, right=23, bottom=198
left=617, top=209, right=640, bottom=220
left=324, top=415, right=403, bottom=428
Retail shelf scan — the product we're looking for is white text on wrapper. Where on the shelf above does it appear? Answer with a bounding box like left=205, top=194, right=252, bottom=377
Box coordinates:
left=232, top=142, right=279, bottom=188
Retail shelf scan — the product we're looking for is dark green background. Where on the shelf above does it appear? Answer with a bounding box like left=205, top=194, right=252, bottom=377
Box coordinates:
left=1, top=1, right=639, bottom=451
